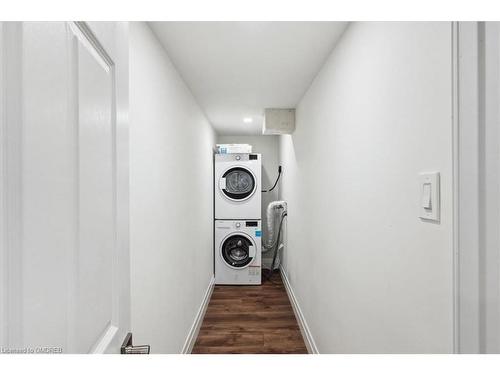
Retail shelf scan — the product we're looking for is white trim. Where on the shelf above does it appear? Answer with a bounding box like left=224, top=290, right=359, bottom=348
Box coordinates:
left=69, top=22, right=114, bottom=72
left=181, top=276, right=215, bottom=354
left=280, top=266, right=318, bottom=354
left=453, top=21, right=482, bottom=354
left=65, top=20, right=79, bottom=354
left=0, top=21, right=6, bottom=348
left=89, top=323, right=118, bottom=354
left=451, top=20, right=460, bottom=355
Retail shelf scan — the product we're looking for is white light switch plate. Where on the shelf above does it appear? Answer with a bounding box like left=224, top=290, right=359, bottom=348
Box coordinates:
left=419, top=172, right=440, bottom=222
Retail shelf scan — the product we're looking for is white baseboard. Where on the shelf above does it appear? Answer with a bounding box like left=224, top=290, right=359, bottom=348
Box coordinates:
left=181, top=276, right=215, bottom=354
left=280, top=267, right=319, bottom=354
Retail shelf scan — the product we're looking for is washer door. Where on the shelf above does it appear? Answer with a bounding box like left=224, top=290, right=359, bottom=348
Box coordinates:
left=220, top=167, right=256, bottom=201
left=220, top=234, right=256, bottom=269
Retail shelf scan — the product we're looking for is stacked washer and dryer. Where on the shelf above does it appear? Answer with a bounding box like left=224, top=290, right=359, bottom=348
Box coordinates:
left=214, top=152, right=262, bottom=285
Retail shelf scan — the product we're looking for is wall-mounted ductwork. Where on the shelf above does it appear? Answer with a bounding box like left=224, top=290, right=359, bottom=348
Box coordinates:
left=263, top=200, right=287, bottom=252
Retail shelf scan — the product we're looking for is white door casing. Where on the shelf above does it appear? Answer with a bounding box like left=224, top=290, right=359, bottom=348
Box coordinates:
left=452, top=20, right=482, bottom=354
left=453, top=21, right=500, bottom=354
left=0, top=21, right=130, bottom=354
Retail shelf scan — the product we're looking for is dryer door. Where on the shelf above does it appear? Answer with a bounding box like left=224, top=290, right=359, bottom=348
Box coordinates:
left=220, top=167, right=256, bottom=201
left=220, top=234, right=256, bottom=269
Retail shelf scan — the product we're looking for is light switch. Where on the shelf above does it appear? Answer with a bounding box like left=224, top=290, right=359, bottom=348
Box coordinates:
left=419, top=172, right=440, bottom=222
left=422, top=183, right=432, bottom=209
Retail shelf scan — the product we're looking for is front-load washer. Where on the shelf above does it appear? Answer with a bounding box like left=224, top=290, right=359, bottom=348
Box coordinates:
left=214, top=153, right=261, bottom=220
left=214, top=219, right=261, bottom=285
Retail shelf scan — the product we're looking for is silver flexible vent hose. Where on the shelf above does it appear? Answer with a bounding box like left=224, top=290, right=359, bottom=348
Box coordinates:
left=263, top=201, right=287, bottom=252
left=263, top=211, right=287, bottom=280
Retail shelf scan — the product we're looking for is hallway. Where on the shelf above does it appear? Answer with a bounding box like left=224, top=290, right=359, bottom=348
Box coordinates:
left=2, top=19, right=500, bottom=357
left=193, top=272, right=307, bottom=354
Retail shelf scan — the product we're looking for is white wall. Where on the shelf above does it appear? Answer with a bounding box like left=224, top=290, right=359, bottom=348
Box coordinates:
left=217, top=135, right=280, bottom=267
left=130, top=22, right=215, bottom=353
left=279, top=22, right=454, bottom=353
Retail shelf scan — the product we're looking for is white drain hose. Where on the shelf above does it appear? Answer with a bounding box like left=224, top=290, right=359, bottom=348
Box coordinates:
left=263, top=200, right=287, bottom=252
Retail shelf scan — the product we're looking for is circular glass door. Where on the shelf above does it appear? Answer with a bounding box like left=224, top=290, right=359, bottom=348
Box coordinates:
left=221, top=234, right=254, bottom=268
left=220, top=167, right=256, bottom=201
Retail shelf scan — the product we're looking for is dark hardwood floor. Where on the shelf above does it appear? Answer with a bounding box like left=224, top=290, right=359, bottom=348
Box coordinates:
left=192, top=271, right=308, bottom=354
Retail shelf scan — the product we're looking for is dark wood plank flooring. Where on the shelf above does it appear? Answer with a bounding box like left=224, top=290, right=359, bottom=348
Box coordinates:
left=192, top=271, right=308, bottom=354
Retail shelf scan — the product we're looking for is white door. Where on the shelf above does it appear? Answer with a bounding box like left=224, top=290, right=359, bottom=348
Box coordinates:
left=0, top=21, right=130, bottom=354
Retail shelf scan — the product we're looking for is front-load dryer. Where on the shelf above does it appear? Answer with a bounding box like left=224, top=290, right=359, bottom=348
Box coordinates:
left=214, top=153, right=261, bottom=220
left=215, top=220, right=261, bottom=285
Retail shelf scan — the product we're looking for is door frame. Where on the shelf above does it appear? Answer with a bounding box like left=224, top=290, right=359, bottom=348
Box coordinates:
left=452, top=19, right=481, bottom=355
left=453, top=21, right=500, bottom=354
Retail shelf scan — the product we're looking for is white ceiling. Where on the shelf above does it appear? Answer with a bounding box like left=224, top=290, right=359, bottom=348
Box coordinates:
left=149, top=22, right=348, bottom=135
